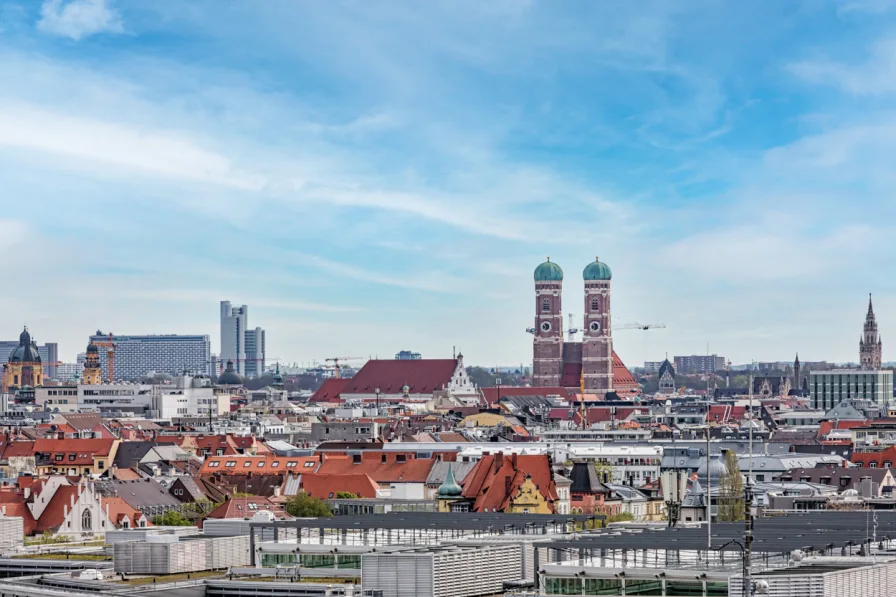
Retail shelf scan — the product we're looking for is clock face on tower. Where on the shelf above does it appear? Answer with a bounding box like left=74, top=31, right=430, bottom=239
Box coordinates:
left=590, top=321, right=601, bottom=332
left=541, top=321, right=552, bottom=332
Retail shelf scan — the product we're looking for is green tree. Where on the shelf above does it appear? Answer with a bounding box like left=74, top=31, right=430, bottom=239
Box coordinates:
left=592, top=460, right=616, bottom=483
left=152, top=510, right=194, bottom=526
left=285, top=492, right=333, bottom=518
left=717, top=451, right=745, bottom=522
left=335, top=491, right=358, bottom=499
left=606, top=512, right=635, bottom=523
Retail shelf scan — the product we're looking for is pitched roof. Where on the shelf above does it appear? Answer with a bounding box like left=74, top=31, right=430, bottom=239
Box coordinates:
left=612, top=352, right=640, bottom=393
left=301, top=473, right=380, bottom=499
left=34, top=485, right=80, bottom=533
left=33, top=438, right=116, bottom=457
left=852, top=446, right=896, bottom=468
left=205, top=473, right=285, bottom=498
left=317, top=452, right=434, bottom=483
left=112, top=441, right=157, bottom=469
left=105, top=478, right=182, bottom=510
left=171, top=476, right=207, bottom=502
left=56, top=413, right=105, bottom=431
left=341, top=359, right=458, bottom=395
left=204, top=496, right=288, bottom=522
left=103, top=496, right=151, bottom=527
left=309, top=378, right=349, bottom=403
left=200, top=455, right=319, bottom=475
left=461, top=453, right=558, bottom=512
left=569, top=461, right=609, bottom=494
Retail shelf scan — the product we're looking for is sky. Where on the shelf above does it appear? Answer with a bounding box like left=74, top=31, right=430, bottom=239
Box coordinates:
left=2, top=0, right=896, bottom=367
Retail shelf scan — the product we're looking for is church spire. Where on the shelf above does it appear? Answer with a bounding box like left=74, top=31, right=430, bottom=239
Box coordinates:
left=860, top=294, right=882, bottom=370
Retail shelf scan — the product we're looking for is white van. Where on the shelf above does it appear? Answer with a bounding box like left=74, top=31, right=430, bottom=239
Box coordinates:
left=78, top=569, right=104, bottom=581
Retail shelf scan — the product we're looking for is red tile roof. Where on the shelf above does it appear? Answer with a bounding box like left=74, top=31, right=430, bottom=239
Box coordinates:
left=707, top=405, right=746, bottom=424
left=301, top=473, right=380, bottom=499
left=817, top=420, right=867, bottom=440
left=33, top=438, right=115, bottom=457
left=204, top=497, right=288, bottom=523
left=103, top=496, right=151, bottom=527
left=481, top=386, right=572, bottom=405
left=317, top=452, right=434, bottom=483
left=34, top=485, right=80, bottom=533
left=200, top=455, right=320, bottom=475
left=612, top=352, right=640, bottom=393
left=341, top=359, right=458, bottom=395
left=461, top=453, right=557, bottom=513
left=310, top=378, right=349, bottom=403
left=852, top=446, right=896, bottom=468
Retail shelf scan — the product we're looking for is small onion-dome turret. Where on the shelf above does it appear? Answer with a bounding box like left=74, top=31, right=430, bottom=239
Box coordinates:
left=437, top=464, right=463, bottom=498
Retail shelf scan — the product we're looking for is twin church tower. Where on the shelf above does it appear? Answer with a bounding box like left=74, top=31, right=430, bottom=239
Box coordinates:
left=532, top=257, right=614, bottom=394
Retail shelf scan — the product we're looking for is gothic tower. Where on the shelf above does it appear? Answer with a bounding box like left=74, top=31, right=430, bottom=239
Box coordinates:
left=582, top=257, right=613, bottom=394
left=532, top=258, right=564, bottom=386
left=83, top=341, right=102, bottom=385
left=860, top=294, right=883, bottom=370
left=792, top=353, right=801, bottom=390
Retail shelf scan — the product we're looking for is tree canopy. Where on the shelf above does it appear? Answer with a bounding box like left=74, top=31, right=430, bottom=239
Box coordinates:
left=152, top=510, right=195, bottom=526
left=717, top=451, right=745, bottom=522
left=284, top=492, right=333, bottom=518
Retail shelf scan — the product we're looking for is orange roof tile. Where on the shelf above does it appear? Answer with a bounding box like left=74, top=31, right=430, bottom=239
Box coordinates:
left=200, top=455, right=320, bottom=475
left=301, top=473, right=380, bottom=499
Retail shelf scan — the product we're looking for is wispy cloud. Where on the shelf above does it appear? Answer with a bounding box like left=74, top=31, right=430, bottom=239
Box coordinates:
left=37, top=0, right=123, bottom=40
left=788, top=38, right=896, bottom=95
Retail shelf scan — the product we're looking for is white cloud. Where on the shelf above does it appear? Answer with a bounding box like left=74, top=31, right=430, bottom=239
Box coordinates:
left=37, top=0, right=123, bottom=41
left=788, top=38, right=896, bottom=95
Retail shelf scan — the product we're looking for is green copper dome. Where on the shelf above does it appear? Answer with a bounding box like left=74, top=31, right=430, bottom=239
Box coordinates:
left=437, top=464, right=463, bottom=498
left=534, top=258, right=563, bottom=281
left=583, top=257, right=612, bottom=281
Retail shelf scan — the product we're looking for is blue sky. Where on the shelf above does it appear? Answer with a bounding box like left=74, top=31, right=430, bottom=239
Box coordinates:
left=1, top=0, right=896, bottom=367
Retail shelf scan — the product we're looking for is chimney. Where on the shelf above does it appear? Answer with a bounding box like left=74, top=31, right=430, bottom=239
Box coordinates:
left=495, top=453, right=504, bottom=473
left=511, top=453, right=518, bottom=469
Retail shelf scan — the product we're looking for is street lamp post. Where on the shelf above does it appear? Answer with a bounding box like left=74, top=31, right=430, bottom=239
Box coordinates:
left=375, top=387, right=380, bottom=418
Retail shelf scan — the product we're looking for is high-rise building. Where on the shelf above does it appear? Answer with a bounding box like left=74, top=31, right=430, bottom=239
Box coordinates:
left=395, top=350, right=422, bottom=360
left=673, top=355, right=725, bottom=375
left=860, top=294, right=883, bottom=370
left=219, top=301, right=266, bottom=378
left=87, top=332, right=211, bottom=381
left=244, top=327, right=266, bottom=378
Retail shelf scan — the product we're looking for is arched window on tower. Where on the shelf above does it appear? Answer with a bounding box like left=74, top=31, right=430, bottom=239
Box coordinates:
left=591, top=296, right=600, bottom=311
left=542, top=298, right=550, bottom=312
left=82, top=508, right=92, bottom=530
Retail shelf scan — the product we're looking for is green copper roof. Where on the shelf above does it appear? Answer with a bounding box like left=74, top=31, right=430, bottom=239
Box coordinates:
left=437, top=464, right=463, bottom=498
left=583, top=257, right=612, bottom=281
left=534, top=258, right=563, bottom=281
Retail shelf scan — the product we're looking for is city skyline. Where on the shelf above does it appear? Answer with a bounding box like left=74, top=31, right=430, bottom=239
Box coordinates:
left=2, top=1, right=896, bottom=366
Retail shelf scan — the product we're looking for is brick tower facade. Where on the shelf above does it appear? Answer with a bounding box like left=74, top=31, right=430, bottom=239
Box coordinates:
left=860, top=294, right=882, bottom=370
left=532, top=259, right=564, bottom=386
left=582, top=258, right=613, bottom=393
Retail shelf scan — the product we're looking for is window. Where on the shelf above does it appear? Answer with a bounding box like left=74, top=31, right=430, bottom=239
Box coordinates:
left=243, top=461, right=252, bottom=468
left=287, top=461, right=297, bottom=468
left=591, top=296, right=599, bottom=311
left=82, top=509, right=92, bottom=530
left=216, top=448, right=224, bottom=456
left=69, top=454, right=76, bottom=461
left=257, top=462, right=266, bottom=468
left=396, top=455, right=407, bottom=463
left=225, top=461, right=236, bottom=468
left=55, top=454, right=63, bottom=462
left=303, top=461, right=315, bottom=468
left=271, top=461, right=280, bottom=467
left=352, top=454, right=362, bottom=464
left=542, top=298, right=550, bottom=312
left=885, top=462, right=892, bottom=468
left=98, top=461, right=104, bottom=469
left=208, top=461, right=220, bottom=468
left=870, top=462, right=878, bottom=468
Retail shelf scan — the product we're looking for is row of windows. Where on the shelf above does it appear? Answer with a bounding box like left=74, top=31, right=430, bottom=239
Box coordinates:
left=207, top=460, right=316, bottom=469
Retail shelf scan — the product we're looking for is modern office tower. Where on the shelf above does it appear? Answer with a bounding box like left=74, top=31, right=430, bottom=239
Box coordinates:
left=87, top=332, right=211, bottom=381
left=220, top=301, right=266, bottom=378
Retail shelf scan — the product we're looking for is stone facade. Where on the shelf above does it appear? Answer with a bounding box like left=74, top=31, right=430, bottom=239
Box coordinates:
left=860, top=294, right=883, bottom=370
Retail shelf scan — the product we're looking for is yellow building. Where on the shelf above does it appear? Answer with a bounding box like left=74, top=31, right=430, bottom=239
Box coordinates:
left=3, top=327, right=43, bottom=391
left=83, top=342, right=102, bottom=385
left=506, top=476, right=553, bottom=514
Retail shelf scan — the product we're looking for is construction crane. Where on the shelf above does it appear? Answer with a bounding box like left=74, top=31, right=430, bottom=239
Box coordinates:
left=92, top=333, right=117, bottom=382
left=613, top=322, right=666, bottom=331
left=325, top=357, right=362, bottom=379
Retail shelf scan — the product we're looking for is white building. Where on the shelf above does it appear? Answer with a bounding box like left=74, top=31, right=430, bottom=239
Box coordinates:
left=35, top=383, right=152, bottom=414
left=88, top=332, right=211, bottom=381
left=152, top=375, right=230, bottom=419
